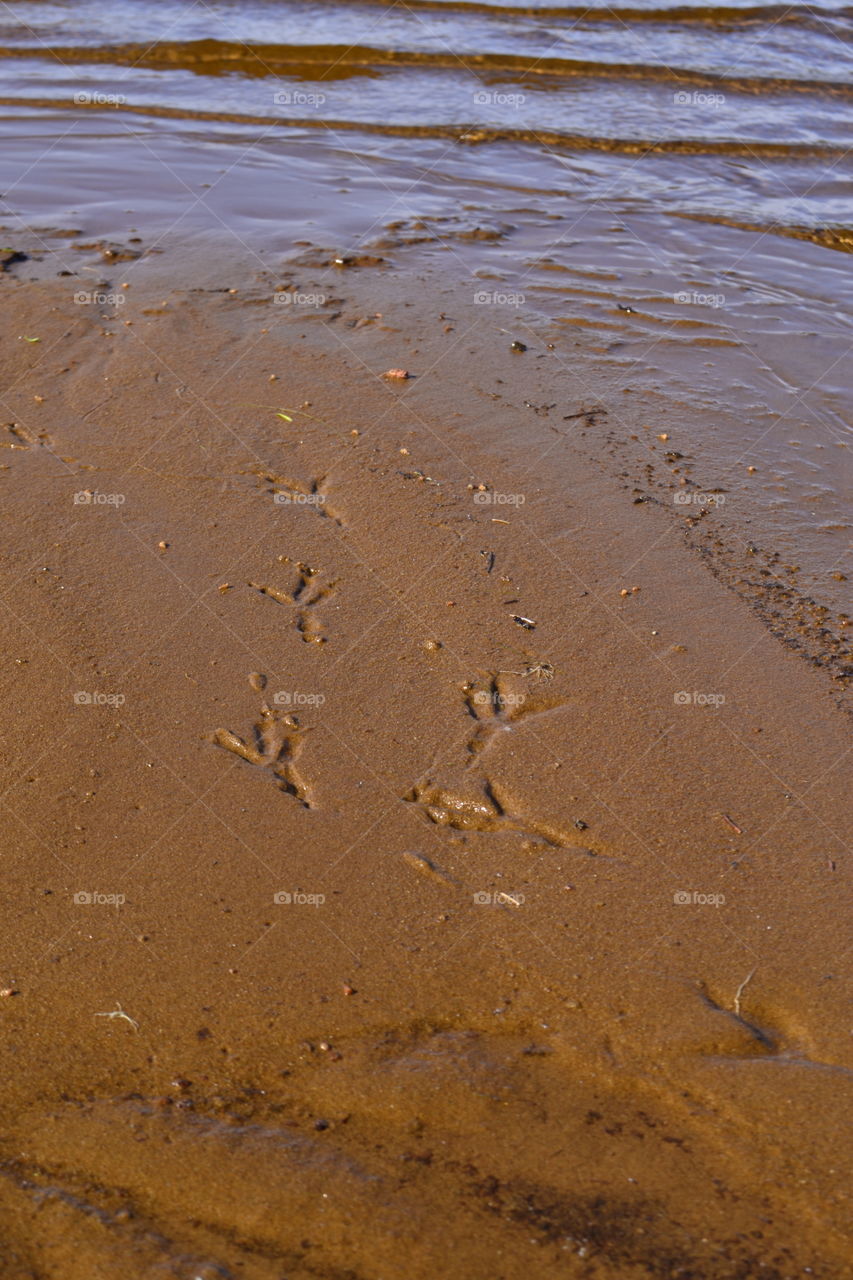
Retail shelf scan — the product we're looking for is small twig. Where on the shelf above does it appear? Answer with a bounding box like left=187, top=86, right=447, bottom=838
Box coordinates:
left=562, top=406, right=608, bottom=421
left=719, top=813, right=743, bottom=835
left=240, top=402, right=328, bottom=424
left=499, top=663, right=554, bottom=681
left=733, top=969, right=755, bottom=1018
left=94, top=1003, right=139, bottom=1031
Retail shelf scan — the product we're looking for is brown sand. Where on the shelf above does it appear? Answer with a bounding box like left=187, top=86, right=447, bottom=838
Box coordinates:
left=0, top=246, right=850, bottom=1279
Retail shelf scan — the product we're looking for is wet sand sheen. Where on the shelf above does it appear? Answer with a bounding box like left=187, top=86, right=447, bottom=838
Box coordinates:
left=0, top=0, right=850, bottom=1274
left=0, top=248, right=849, bottom=1278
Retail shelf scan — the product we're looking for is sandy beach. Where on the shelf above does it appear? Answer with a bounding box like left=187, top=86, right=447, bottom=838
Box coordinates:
left=0, top=232, right=849, bottom=1276
left=0, top=0, right=851, bottom=1270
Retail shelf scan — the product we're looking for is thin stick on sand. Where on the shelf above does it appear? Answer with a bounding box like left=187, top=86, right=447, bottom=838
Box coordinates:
left=94, top=1003, right=139, bottom=1031
left=733, top=969, right=756, bottom=1018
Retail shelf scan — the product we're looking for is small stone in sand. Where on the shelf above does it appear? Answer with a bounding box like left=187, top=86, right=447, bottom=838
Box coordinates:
left=384, top=368, right=410, bottom=379
left=249, top=672, right=267, bottom=692
left=158, top=541, right=169, bottom=550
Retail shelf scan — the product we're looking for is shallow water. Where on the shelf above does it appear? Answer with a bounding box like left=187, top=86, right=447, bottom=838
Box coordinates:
left=0, top=0, right=849, bottom=613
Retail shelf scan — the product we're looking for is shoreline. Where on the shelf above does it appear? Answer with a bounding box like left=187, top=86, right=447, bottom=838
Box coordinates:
left=0, top=242, right=850, bottom=1277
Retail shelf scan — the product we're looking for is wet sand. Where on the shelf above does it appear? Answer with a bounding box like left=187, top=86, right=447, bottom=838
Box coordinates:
left=0, top=240, right=850, bottom=1278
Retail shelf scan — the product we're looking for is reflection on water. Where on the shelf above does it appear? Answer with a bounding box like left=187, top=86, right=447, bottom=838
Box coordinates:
left=0, top=0, right=849, bottom=609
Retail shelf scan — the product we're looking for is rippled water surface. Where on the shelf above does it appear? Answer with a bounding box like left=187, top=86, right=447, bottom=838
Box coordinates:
left=0, top=0, right=850, bottom=601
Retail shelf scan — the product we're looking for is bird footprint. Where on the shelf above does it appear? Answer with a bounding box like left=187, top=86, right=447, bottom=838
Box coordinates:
left=214, top=706, right=312, bottom=806
left=249, top=561, right=338, bottom=645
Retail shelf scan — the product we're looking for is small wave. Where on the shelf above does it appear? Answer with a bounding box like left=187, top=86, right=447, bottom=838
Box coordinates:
left=303, top=0, right=853, bottom=28
left=0, top=94, right=847, bottom=161
left=0, top=40, right=849, bottom=94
